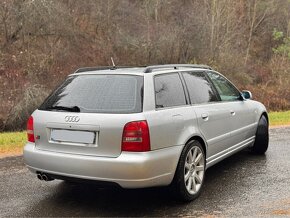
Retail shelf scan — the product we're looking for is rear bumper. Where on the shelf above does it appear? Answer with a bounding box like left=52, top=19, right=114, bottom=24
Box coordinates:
left=23, top=143, right=183, bottom=188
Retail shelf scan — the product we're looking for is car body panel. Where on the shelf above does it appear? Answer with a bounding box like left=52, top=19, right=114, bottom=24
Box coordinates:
left=32, top=110, right=146, bottom=157
left=24, top=142, right=183, bottom=188
left=193, top=103, right=234, bottom=157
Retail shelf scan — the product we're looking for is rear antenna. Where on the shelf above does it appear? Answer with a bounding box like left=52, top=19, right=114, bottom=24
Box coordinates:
left=111, top=57, right=116, bottom=68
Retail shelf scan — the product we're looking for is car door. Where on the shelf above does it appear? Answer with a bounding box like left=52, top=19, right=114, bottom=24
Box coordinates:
left=145, top=72, right=193, bottom=150
left=206, top=71, right=254, bottom=148
left=181, top=71, right=234, bottom=158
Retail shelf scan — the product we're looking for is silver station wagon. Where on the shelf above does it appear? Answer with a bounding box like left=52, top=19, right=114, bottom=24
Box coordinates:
left=24, top=64, right=269, bottom=201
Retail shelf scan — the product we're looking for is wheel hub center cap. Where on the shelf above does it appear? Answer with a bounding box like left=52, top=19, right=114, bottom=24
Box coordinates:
left=190, top=164, right=196, bottom=173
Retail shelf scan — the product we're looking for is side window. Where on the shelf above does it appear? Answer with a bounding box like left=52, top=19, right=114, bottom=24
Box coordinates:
left=183, top=72, right=219, bottom=104
left=207, top=72, right=241, bottom=101
left=154, top=73, right=186, bottom=108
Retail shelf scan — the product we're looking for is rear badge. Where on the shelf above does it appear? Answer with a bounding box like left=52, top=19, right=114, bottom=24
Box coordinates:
left=64, top=116, right=80, bottom=122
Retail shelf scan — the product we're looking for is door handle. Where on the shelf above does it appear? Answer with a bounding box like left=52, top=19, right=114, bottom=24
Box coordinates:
left=201, top=113, right=209, bottom=120
left=230, top=110, right=236, bottom=116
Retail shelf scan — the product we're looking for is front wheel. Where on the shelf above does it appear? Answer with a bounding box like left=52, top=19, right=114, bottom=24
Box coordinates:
left=250, top=115, right=269, bottom=154
left=171, top=140, right=206, bottom=201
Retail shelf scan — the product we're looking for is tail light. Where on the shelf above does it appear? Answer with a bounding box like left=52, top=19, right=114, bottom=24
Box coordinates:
left=27, top=116, right=35, bottom=143
left=122, top=120, right=150, bottom=152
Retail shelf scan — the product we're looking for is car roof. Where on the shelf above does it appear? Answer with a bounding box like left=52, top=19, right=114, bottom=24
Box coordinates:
left=72, top=67, right=145, bottom=76
left=71, top=64, right=212, bottom=76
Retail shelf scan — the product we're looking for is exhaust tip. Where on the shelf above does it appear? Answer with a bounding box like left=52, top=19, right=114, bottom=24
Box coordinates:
left=37, top=173, right=43, bottom=180
left=36, top=172, right=54, bottom=181
left=42, top=174, right=48, bottom=181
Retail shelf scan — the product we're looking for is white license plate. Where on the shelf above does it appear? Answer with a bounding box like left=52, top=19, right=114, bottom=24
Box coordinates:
left=50, top=129, right=96, bottom=144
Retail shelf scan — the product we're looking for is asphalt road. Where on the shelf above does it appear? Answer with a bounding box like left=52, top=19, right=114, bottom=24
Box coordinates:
left=0, top=127, right=290, bottom=217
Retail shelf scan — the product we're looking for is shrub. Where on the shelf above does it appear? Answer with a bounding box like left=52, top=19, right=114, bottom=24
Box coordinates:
left=3, top=85, right=48, bottom=131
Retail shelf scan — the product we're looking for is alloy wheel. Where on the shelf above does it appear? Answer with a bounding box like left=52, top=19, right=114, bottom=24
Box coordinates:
left=184, top=145, right=205, bottom=194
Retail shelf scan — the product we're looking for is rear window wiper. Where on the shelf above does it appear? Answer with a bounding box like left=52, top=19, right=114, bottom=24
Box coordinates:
left=46, top=105, right=81, bottom=112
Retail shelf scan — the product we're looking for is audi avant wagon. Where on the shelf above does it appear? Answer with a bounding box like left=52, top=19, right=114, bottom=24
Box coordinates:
left=24, top=64, right=269, bottom=201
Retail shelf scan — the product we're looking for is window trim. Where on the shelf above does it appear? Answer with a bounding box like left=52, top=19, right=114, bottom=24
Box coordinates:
left=153, top=72, right=189, bottom=110
left=203, top=72, right=222, bottom=102
left=178, top=72, right=191, bottom=104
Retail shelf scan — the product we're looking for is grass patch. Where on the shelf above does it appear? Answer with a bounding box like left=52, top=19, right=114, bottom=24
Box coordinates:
left=0, top=131, right=26, bottom=156
left=269, top=111, right=290, bottom=126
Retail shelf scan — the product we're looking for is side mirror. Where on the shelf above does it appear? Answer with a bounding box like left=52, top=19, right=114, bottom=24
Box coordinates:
left=242, top=90, right=253, bottom=100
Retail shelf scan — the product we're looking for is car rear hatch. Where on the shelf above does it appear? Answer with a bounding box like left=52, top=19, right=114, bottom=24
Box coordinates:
left=33, top=73, right=144, bottom=157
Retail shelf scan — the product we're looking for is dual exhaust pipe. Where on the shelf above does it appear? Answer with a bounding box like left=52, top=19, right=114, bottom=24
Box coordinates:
left=37, top=172, right=54, bottom=181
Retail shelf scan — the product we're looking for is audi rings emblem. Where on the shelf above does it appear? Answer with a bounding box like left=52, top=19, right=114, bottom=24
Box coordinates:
left=64, top=116, right=80, bottom=122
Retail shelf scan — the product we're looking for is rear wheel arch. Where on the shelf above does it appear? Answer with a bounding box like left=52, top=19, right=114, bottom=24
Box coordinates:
left=171, top=135, right=207, bottom=184
left=184, top=136, right=207, bottom=158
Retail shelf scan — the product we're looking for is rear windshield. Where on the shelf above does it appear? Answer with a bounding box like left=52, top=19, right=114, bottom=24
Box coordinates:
left=39, top=74, right=143, bottom=113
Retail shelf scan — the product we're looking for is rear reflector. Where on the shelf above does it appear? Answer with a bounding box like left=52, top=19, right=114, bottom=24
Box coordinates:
left=27, top=116, right=35, bottom=143
left=122, top=120, right=150, bottom=152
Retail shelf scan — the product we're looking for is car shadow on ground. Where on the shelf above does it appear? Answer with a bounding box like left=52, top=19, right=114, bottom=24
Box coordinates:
left=24, top=150, right=268, bottom=217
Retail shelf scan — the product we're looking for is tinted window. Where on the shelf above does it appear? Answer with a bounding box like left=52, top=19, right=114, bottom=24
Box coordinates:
left=183, top=72, right=218, bottom=104
left=154, top=73, right=186, bottom=108
left=207, top=72, right=241, bottom=101
left=39, top=75, right=143, bottom=113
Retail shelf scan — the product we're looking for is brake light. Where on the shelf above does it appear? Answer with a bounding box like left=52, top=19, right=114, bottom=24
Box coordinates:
left=27, top=116, right=35, bottom=143
left=122, top=120, right=150, bottom=152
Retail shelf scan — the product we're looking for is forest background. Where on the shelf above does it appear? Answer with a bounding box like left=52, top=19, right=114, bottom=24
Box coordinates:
left=1, top=0, right=290, bottom=131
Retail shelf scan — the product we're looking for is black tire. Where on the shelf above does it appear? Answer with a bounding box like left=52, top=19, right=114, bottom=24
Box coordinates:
left=170, top=140, right=206, bottom=202
left=250, top=115, right=269, bottom=154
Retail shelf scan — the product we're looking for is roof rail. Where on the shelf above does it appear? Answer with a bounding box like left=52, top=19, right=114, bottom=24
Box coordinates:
left=74, top=66, right=141, bottom=74
left=73, top=64, right=211, bottom=74
left=143, top=64, right=212, bottom=73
